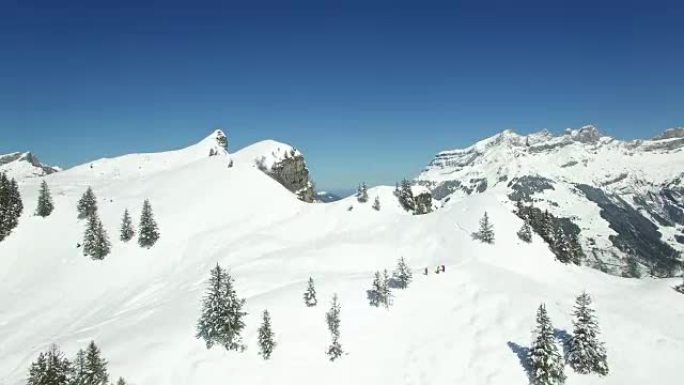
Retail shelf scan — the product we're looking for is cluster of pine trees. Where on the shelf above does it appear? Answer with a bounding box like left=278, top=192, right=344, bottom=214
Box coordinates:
left=355, top=182, right=368, bottom=203
left=529, top=292, right=609, bottom=385
left=26, top=340, right=127, bottom=385
left=196, top=257, right=414, bottom=362
left=515, top=203, right=584, bottom=265
left=395, top=179, right=415, bottom=212
left=77, top=187, right=160, bottom=260
left=0, top=172, right=23, bottom=242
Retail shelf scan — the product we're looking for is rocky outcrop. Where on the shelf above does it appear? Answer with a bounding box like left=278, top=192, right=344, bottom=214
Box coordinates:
left=262, top=151, right=315, bottom=203
left=0, top=152, right=60, bottom=179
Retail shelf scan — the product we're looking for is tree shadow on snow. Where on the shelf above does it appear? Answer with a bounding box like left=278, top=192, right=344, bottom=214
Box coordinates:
left=554, top=328, right=572, bottom=361
left=506, top=341, right=533, bottom=383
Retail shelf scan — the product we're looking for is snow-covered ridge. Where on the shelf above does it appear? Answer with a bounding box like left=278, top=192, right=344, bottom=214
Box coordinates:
left=0, top=151, right=60, bottom=179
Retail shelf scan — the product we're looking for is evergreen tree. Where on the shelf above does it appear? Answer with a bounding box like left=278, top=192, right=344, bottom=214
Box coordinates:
left=392, top=256, right=412, bottom=289
left=138, top=199, right=160, bottom=248
left=77, top=187, right=98, bottom=220
left=380, top=269, right=393, bottom=309
left=0, top=173, right=23, bottom=241
left=82, top=341, right=109, bottom=385
left=83, top=212, right=111, bottom=260
left=196, top=264, right=247, bottom=351
left=119, top=209, right=135, bottom=242
left=539, top=210, right=554, bottom=241
left=473, top=211, right=495, bottom=244
left=567, top=292, right=609, bottom=376
left=529, top=304, right=566, bottom=385
left=372, top=196, right=381, bottom=211
left=356, top=183, right=369, bottom=203
left=398, top=179, right=415, bottom=212
left=517, top=217, right=533, bottom=243
left=257, top=310, right=276, bottom=360
left=27, top=344, right=72, bottom=385
left=303, top=277, right=317, bottom=307
left=567, top=233, right=584, bottom=265
left=116, top=378, right=127, bottom=385
left=325, top=294, right=343, bottom=361
left=553, top=226, right=570, bottom=263
left=35, top=180, right=54, bottom=217
left=393, top=182, right=400, bottom=197
left=367, top=271, right=382, bottom=307
left=71, top=349, right=87, bottom=385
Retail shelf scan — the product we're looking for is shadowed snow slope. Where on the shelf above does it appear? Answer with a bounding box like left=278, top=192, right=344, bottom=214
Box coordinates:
left=1, top=133, right=683, bottom=385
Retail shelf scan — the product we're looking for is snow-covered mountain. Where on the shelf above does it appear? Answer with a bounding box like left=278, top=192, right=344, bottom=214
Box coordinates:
left=0, top=152, right=61, bottom=179
left=1, top=130, right=683, bottom=385
left=417, top=125, right=684, bottom=277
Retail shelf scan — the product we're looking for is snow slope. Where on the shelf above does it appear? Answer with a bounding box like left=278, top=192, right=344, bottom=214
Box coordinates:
left=1, top=131, right=683, bottom=385
left=0, top=152, right=60, bottom=179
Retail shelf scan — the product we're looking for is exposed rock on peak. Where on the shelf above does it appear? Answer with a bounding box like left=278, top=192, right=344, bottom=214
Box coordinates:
left=0, top=152, right=60, bottom=179
left=653, top=127, right=684, bottom=141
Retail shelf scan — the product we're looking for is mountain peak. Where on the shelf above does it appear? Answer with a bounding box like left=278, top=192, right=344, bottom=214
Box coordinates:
left=653, top=127, right=684, bottom=140
left=0, top=151, right=60, bottom=179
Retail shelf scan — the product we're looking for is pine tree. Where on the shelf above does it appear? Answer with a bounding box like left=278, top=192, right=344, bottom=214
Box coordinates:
left=528, top=304, right=566, bottom=385
left=303, top=277, right=317, bottom=307
left=27, top=344, right=72, bottom=385
left=326, top=294, right=343, bottom=361
left=83, top=212, right=111, bottom=260
left=473, top=211, right=495, bottom=244
left=553, top=226, right=570, bottom=263
left=372, top=196, right=381, bottom=211
left=83, top=341, right=109, bottom=385
left=0, top=173, right=23, bottom=241
left=35, top=180, right=54, bottom=217
left=257, top=310, right=276, bottom=360
left=567, top=233, right=584, bottom=265
left=567, top=292, right=609, bottom=376
left=77, top=187, right=98, bottom=219
left=196, top=264, right=247, bottom=351
left=116, top=378, right=127, bottom=385
left=367, top=271, right=382, bottom=307
left=540, top=210, right=554, bottom=241
left=398, top=179, right=415, bottom=212
left=517, top=217, right=533, bottom=243
left=392, top=256, right=412, bottom=289
left=71, top=349, right=87, bottom=385
left=119, top=209, right=135, bottom=242
left=138, top=199, right=160, bottom=248
left=356, top=183, right=369, bottom=203
left=380, top=269, right=393, bottom=309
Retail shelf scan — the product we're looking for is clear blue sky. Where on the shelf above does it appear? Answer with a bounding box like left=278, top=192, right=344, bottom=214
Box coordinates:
left=1, top=0, right=683, bottom=191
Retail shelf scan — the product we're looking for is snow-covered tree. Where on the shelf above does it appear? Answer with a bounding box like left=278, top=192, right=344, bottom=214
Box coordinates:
left=119, top=209, right=135, bottom=242
left=116, top=378, right=127, bottom=385
left=77, top=187, right=97, bottom=220
left=83, top=212, right=111, bottom=260
left=27, top=344, right=72, bottom=385
left=398, top=179, right=415, bottom=212
left=35, top=180, right=54, bottom=217
left=303, top=277, right=317, bottom=307
left=356, top=183, right=369, bottom=203
left=326, top=294, right=343, bottom=361
left=553, top=226, right=570, bottom=263
left=539, top=210, right=554, bottom=241
left=138, top=199, right=159, bottom=248
left=82, top=341, right=109, bottom=385
left=472, top=211, right=495, bottom=244
left=372, top=196, right=381, bottom=211
left=381, top=269, right=393, bottom=309
left=196, top=264, right=247, bottom=351
left=567, top=292, right=609, bottom=376
left=529, top=304, right=566, bottom=385
left=392, top=256, right=412, bottom=289
left=71, top=349, right=87, bottom=385
left=0, top=173, right=23, bottom=241
left=257, top=310, right=276, bottom=360
left=517, top=217, right=533, bottom=243
left=367, top=271, right=382, bottom=307
left=567, top=233, right=584, bottom=265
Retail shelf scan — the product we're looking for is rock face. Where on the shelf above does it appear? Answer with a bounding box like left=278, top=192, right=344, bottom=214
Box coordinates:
left=0, top=152, right=60, bottom=179
left=234, top=140, right=316, bottom=203
left=267, top=152, right=315, bottom=202
left=417, top=125, right=684, bottom=277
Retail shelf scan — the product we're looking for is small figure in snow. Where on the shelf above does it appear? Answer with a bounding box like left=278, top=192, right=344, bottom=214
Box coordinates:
left=435, top=266, right=441, bottom=274
left=423, top=267, right=428, bottom=275
left=441, top=265, right=445, bottom=273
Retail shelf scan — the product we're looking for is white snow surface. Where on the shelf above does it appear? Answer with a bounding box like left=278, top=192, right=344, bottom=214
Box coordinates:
left=1, top=131, right=683, bottom=385
left=0, top=152, right=60, bottom=179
